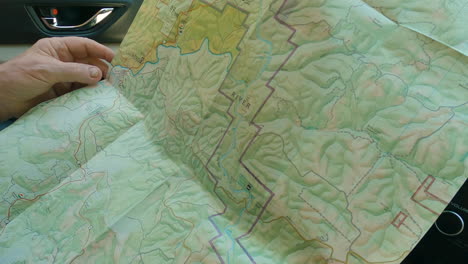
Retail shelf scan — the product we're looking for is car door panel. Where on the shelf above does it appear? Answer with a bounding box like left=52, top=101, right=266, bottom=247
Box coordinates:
left=0, top=0, right=143, bottom=44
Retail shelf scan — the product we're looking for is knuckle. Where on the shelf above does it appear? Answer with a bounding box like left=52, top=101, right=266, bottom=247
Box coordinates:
left=34, top=38, right=48, bottom=47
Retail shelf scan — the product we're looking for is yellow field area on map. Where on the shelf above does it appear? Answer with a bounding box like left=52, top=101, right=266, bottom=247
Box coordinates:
left=114, top=0, right=247, bottom=72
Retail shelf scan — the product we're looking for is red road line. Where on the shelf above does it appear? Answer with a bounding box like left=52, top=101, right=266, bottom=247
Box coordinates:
left=391, top=211, right=408, bottom=229
left=410, top=175, right=448, bottom=215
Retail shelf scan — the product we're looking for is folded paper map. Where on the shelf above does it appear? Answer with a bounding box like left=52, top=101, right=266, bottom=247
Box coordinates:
left=0, top=0, right=467, bottom=263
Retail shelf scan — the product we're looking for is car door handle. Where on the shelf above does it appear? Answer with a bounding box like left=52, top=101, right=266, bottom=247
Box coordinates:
left=40, top=7, right=114, bottom=30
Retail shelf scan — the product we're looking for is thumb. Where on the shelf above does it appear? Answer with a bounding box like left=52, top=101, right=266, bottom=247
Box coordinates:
left=51, top=62, right=102, bottom=84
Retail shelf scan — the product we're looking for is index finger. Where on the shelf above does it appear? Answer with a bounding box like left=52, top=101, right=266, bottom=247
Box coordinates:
left=54, top=37, right=115, bottom=63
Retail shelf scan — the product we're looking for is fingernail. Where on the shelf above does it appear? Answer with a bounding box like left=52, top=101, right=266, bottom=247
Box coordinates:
left=89, top=67, right=100, bottom=78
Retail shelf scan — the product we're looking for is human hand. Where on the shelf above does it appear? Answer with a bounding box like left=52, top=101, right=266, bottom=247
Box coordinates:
left=0, top=37, right=114, bottom=121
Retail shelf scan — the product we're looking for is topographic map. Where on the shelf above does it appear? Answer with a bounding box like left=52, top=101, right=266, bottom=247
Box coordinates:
left=0, top=0, right=467, bottom=263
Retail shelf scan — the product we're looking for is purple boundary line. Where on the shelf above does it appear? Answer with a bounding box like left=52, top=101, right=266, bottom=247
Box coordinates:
left=203, top=0, right=299, bottom=263
left=234, top=0, right=299, bottom=263
left=199, top=2, right=250, bottom=263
